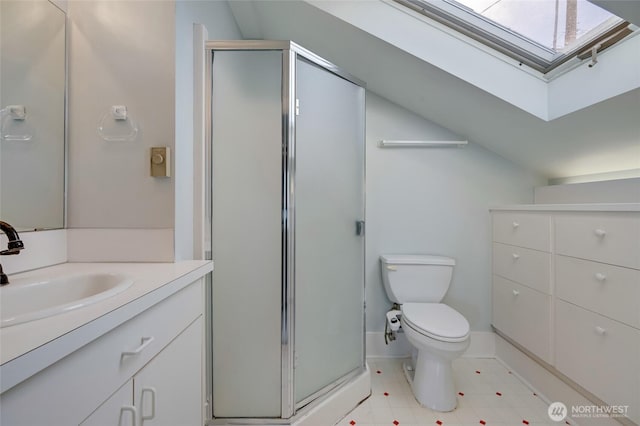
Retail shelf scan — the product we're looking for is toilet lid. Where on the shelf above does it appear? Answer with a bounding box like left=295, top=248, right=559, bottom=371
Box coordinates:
left=401, top=303, right=470, bottom=343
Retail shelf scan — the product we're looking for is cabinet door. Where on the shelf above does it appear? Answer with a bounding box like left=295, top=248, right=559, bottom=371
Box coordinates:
left=134, top=317, right=202, bottom=426
left=80, top=380, right=134, bottom=426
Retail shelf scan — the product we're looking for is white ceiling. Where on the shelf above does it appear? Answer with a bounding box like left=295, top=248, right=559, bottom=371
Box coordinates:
left=228, top=0, right=640, bottom=179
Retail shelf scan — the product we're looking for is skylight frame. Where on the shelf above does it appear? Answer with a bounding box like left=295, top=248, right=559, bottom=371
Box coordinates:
left=395, top=0, right=631, bottom=74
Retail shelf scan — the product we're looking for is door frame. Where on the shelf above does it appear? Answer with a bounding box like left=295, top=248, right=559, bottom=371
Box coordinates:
left=205, top=40, right=366, bottom=420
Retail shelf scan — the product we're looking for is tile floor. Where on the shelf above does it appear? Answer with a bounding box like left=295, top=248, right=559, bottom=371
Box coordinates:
left=336, top=357, right=570, bottom=426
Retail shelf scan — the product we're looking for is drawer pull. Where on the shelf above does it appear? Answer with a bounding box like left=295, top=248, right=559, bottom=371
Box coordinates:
left=141, top=387, right=157, bottom=421
left=594, top=228, right=606, bottom=238
left=119, top=406, right=137, bottom=426
left=595, top=326, right=607, bottom=335
left=121, top=336, right=155, bottom=357
left=386, top=265, right=397, bottom=271
left=512, top=290, right=520, bottom=296
left=512, top=221, right=520, bottom=229
left=595, top=272, right=607, bottom=282
left=512, top=253, right=520, bottom=260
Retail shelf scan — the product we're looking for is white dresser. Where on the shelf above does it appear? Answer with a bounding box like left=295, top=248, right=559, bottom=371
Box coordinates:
left=491, top=204, right=640, bottom=425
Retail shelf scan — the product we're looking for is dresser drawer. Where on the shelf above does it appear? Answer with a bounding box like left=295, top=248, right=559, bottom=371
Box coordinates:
left=493, top=243, right=551, bottom=294
left=555, top=300, right=640, bottom=425
left=493, top=212, right=551, bottom=252
left=492, top=276, right=551, bottom=363
left=556, top=255, right=640, bottom=329
left=555, top=213, right=640, bottom=269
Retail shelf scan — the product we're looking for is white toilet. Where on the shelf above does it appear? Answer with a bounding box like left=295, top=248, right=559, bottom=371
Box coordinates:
left=380, top=254, right=470, bottom=412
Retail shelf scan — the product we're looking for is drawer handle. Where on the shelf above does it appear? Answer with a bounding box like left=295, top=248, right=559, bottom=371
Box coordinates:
left=386, top=265, right=397, bottom=271
left=141, top=387, right=157, bottom=421
left=121, top=336, right=155, bottom=357
left=512, top=290, right=520, bottom=296
left=594, top=228, right=606, bottom=238
left=119, top=406, right=137, bottom=426
left=512, top=221, right=520, bottom=229
left=595, top=272, right=607, bottom=282
left=594, top=326, right=607, bottom=336
left=512, top=253, right=520, bottom=260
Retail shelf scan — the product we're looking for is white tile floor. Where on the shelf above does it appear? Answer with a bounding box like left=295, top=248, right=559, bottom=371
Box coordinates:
left=336, top=358, right=570, bottom=426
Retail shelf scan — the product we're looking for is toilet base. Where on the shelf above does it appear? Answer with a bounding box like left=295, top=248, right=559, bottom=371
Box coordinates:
left=398, top=305, right=470, bottom=413
left=400, top=330, right=469, bottom=413
left=417, top=350, right=458, bottom=412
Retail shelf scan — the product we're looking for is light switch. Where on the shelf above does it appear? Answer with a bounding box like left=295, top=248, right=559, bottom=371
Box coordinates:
left=150, top=146, right=170, bottom=177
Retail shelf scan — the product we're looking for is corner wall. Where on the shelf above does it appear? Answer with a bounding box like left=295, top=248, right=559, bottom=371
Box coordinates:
left=174, top=1, right=242, bottom=261
left=365, top=93, right=545, bottom=333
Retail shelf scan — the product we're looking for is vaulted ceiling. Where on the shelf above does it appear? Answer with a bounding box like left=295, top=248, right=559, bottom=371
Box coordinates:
left=228, top=1, right=640, bottom=180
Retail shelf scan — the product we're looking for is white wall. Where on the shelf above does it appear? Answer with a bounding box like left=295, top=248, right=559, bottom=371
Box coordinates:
left=174, top=1, right=242, bottom=261
left=66, top=0, right=241, bottom=261
left=66, top=1, right=176, bottom=229
left=365, top=93, right=545, bottom=332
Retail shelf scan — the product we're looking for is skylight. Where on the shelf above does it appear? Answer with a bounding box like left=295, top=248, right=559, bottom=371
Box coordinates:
left=395, top=0, right=633, bottom=73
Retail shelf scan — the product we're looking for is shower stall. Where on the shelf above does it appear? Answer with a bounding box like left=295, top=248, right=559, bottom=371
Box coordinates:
left=206, top=41, right=368, bottom=423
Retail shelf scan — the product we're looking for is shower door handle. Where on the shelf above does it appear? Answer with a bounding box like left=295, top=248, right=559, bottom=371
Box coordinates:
left=356, top=220, right=365, bottom=236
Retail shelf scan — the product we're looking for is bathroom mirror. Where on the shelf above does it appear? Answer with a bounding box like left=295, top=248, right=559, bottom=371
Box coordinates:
left=0, top=0, right=66, bottom=231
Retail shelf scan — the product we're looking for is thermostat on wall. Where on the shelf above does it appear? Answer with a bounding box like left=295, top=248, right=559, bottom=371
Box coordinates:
left=150, top=146, right=170, bottom=178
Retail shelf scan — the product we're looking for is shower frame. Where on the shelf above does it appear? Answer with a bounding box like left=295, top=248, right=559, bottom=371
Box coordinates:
left=205, top=40, right=367, bottom=423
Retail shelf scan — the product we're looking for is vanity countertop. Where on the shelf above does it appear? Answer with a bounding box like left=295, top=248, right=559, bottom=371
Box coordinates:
left=0, top=261, right=212, bottom=393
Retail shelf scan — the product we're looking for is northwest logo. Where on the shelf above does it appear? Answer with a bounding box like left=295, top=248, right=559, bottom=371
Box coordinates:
left=548, top=402, right=568, bottom=422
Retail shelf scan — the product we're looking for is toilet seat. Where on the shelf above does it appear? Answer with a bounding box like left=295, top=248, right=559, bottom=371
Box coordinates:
left=402, top=303, right=470, bottom=343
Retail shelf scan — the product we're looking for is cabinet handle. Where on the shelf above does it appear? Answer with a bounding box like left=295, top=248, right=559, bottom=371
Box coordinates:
left=594, top=326, right=607, bottom=335
left=512, top=221, right=520, bottom=229
left=595, top=272, right=607, bottom=282
left=119, top=406, right=137, bottom=426
left=121, top=336, right=155, bottom=357
left=594, top=229, right=606, bottom=238
left=386, top=265, right=397, bottom=271
left=512, top=290, right=520, bottom=296
left=141, top=387, right=156, bottom=421
left=512, top=253, right=520, bottom=260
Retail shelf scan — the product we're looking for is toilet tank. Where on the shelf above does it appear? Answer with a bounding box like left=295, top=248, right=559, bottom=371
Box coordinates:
left=380, top=254, right=455, bottom=303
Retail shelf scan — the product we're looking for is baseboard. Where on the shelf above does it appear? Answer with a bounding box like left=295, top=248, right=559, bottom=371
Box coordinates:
left=366, top=331, right=496, bottom=358
left=365, top=331, right=412, bottom=358
left=461, top=331, right=496, bottom=358
left=495, top=334, right=626, bottom=426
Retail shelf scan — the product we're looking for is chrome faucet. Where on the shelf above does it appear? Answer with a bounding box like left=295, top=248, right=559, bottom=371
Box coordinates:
left=0, top=220, right=24, bottom=285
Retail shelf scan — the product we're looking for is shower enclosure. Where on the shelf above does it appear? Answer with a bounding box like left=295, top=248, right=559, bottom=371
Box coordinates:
left=206, top=41, right=367, bottom=423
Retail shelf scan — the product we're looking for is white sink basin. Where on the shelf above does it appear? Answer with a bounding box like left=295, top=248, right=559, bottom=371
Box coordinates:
left=0, top=273, right=134, bottom=328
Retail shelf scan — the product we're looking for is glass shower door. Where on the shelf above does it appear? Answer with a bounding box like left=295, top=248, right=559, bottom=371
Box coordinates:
left=293, top=58, right=365, bottom=406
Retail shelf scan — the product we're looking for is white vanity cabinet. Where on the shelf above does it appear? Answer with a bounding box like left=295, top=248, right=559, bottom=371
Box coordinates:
left=491, top=206, right=640, bottom=425
left=81, top=317, right=202, bottom=426
left=81, top=380, right=135, bottom=426
left=0, top=278, right=204, bottom=426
